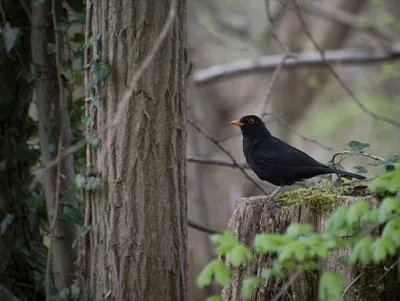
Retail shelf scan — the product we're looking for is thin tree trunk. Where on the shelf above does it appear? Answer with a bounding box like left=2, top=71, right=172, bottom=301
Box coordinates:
left=31, top=0, right=78, bottom=291
left=85, top=1, right=187, bottom=300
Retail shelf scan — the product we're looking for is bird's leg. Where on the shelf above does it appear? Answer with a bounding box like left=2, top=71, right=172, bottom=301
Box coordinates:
left=266, top=186, right=282, bottom=202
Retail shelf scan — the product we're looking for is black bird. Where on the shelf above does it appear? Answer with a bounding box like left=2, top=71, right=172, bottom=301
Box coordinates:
left=231, top=115, right=365, bottom=197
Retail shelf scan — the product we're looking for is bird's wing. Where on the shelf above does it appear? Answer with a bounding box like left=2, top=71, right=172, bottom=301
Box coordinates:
left=254, top=136, right=325, bottom=167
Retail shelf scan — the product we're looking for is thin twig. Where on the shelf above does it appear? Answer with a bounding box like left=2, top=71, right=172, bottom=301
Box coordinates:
left=188, top=119, right=268, bottom=194
left=193, top=43, right=400, bottom=85
left=267, top=112, right=333, bottom=151
left=271, top=269, right=302, bottom=301
left=45, top=1, right=65, bottom=299
left=265, top=0, right=289, bottom=52
left=295, top=0, right=393, bottom=42
left=188, top=220, right=220, bottom=235
left=18, top=0, right=32, bottom=23
left=260, top=53, right=296, bottom=119
left=341, top=273, right=361, bottom=300
left=291, top=0, right=400, bottom=129
left=331, top=150, right=388, bottom=166
left=187, top=156, right=249, bottom=169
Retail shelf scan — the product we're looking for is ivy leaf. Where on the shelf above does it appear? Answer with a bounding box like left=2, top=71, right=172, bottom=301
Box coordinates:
left=2, top=23, right=21, bottom=53
left=75, top=174, right=86, bottom=188
left=242, top=276, right=261, bottom=298
left=319, top=272, right=344, bottom=301
left=90, top=137, right=100, bottom=151
left=338, top=255, right=349, bottom=265
left=86, top=176, right=102, bottom=191
left=0, top=160, right=6, bottom=171
left=71, top=32, right=85, bottom=43
left=47, top=43, right=56, bottom=54
left=1, top=214, right=14, bottom=235
left=59, top=205, right=84, bottom=225
left=85, top=33, right=101, bottom=49
left=70, top=283, right=81, bottom=297
left=348, top=140, right=370, bottom=151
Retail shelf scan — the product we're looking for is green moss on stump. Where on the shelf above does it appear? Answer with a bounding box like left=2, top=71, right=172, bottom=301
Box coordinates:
left=276, top=187, right=350, bottom=215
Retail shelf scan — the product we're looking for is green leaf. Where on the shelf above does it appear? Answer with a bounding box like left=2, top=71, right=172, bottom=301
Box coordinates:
left=67, top=0, right=85, bottom=12
left=279, top=241, right=307, bottom=262
left=73, top=69, right=84, bottom=86
left=348, top=140, right=370, bottom=151
left=382, top=217, right=400, bottom=247
left=90, top=137, right=100, bottom=151
left=378, top=197, right=400, bottom=223
left=86, top=177, right=102, bottom=190
left=326, top=206, right=349, bottom=233
left=369, top=167, right=400, bottom=193
left=214, top=260, right=230, bottom=286
left=349, top=236, right=374, bottom=264
left=0, top=160, right=6, bottom=171
left=254, top=234, right=290, bottom=253
left=85, top=33, right=101, bottom=49
left=2, top=23, right=21, bottom=53
left=261, top=267, right=283, bottom=279
left=242, top=276, right=261, bottom=298
left=319, top=272, right=344, bottom=301
left=353, top=166, right=368, bottom=174
left=57, top=22, right=70, bottom=33
left=230, top=245, right=253, bottom=267
left=59, top=205, right=84, bottom=225
left=70, top=283, right=81, bottom=297
left=1, top=214, right=14, bottom=235
left=47, top=43, right=56, bottom=54
left=197, top=260, right=216, bottom=287
left=338, top=255, right=349, bottom=265
left=71, top=32, right=85, bottom=43
left=59, top=288, right=70, bottom=298
left=347, top=200, right=370, bottom=226
left=197, top=259, right=230, bottom=287
left=206, top=295, right=222, bottom=301
left=285, top=223, right=313, bottom=238
left=92, top=95, right=101, bottom=105
left=75, top=174, right=86, bottom=188
left=372, top=236, right=396, bottom=263
left=211, top=232, right=239, bottom=255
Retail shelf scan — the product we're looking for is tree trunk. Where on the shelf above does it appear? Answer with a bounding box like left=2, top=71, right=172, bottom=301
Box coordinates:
left=222, top=190, right=400, bottom=300
left=32, top=0, right=78, bottom=291
left=85, top=1, right=187, bottom=300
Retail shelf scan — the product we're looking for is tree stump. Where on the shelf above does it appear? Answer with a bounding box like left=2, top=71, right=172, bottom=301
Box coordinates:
left=222, top=188, right=400, bottom=301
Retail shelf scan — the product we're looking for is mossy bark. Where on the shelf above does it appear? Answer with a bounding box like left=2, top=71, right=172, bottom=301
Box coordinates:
left=222, top=188, right=400, bottom=301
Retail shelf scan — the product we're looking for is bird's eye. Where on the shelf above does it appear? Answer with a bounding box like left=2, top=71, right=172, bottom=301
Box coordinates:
left=248, top=118, right=254, bottom=124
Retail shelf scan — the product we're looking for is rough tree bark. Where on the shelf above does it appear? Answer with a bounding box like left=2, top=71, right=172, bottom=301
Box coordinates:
left=222, top=190, right=400, bottom=301
left=85, top=1, right=187, bottom=300
left=32, top=0, right=78, bottom=291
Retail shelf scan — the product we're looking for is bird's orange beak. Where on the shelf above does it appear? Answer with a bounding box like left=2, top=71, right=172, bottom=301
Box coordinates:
left=231, top=120, right=245, bottom=126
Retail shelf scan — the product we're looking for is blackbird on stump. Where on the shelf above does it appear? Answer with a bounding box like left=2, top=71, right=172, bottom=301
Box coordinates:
left=231, top=115, right=366, bottom=198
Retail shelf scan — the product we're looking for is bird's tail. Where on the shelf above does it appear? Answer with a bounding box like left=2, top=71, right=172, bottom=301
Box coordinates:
left=333, top=169, right=366, bottom=180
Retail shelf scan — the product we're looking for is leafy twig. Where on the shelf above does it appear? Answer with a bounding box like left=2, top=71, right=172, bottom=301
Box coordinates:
left=341, top=273, right=361, bottom=300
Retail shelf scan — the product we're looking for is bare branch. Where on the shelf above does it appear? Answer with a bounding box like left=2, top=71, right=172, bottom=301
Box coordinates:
left=193, top=44, right=400, bottom=85
left=271, top=269, right=302, bottom=301
left=188, top=220, right=220, bottom=235
left=296, top=0, right=392, bottom=42
left=188, top=119, right=268, bottom=194
left=341, top=274, right=361, bottom=300
left=187, top=156, right=249, bottom=169
left=291, top=1, right=400, bottom=129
